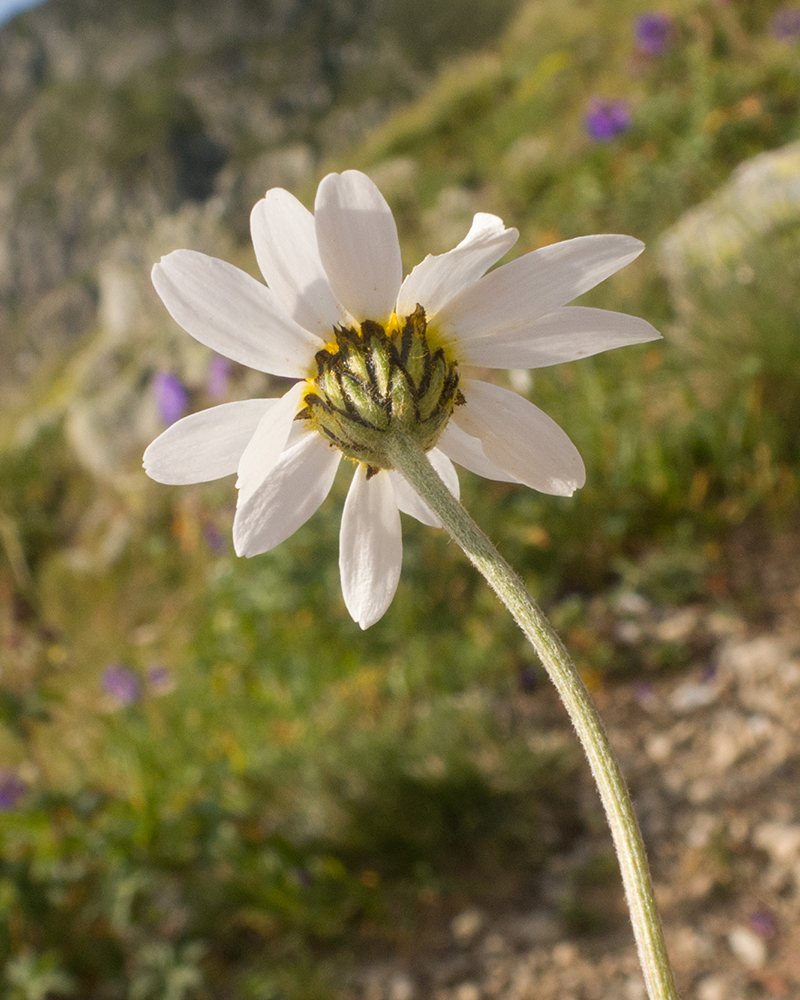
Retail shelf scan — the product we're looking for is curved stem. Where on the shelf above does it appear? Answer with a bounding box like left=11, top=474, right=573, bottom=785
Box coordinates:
left=387, top=434, right=679, bottom=1000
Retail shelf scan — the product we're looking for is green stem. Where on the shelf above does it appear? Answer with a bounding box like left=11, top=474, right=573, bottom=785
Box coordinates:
left=387, top=434, right=679, bottom=1000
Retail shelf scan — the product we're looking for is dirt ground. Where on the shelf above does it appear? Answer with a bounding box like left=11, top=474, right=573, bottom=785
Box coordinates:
left=348, top=536, right=800, bottom=1000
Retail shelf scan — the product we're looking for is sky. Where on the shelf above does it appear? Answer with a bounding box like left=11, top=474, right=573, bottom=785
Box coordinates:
left=0, top=0, right=47, bottom=27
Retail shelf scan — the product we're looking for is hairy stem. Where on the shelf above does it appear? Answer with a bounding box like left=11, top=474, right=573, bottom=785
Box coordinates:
left=387, top=434, right=679, bottom=1000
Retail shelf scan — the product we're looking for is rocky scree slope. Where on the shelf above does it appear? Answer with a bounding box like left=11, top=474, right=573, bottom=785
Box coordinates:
left=0, top=0, right=517, bottom=386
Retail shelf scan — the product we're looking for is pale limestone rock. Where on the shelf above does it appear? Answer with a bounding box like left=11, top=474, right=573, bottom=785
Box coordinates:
left=752, top=821, right=800, bottom=864
left=659, top=141, right=800, bottom=293
left=387, top=973, right=415, bottom=1000
left=669, top=680, right=718, bottom=714
left=551, top=941, right=579, bottom=968
left=696, top=974, right=728, bottom=1000
left=451, top=908, right=485, bottom=946
left=727, top=925, right=767, bottom=969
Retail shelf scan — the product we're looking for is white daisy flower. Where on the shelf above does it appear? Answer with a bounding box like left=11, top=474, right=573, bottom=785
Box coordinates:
left=144, top=170, right=659, bottom=628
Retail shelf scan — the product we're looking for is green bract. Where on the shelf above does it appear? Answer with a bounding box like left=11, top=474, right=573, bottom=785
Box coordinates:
left=298, top=305, right=462, bottom=472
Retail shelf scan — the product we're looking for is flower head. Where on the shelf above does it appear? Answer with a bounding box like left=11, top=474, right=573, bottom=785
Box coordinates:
left=585, top=99, right=632, bottom=141
left=0, top=771, right=27, bottom=811
left=103, top=664, right=141, bottom=706
left=771, top=6, right=800, bottom=40
left=207, top=354, right=230, bottom=400
left=147, top=663, right=175, bottom=695
left=153, top=372, right=189, bottom=425
left=748, top=910, right=777, bottom=940
left=144, top=171, right=659, bottom=627
left=635, top=12, right=673, bottom=55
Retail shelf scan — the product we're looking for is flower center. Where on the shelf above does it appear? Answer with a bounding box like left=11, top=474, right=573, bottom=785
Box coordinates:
left=297, top=305, right=463, bottom=472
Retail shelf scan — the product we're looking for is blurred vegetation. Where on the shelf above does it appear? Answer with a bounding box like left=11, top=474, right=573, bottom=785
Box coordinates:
left=2, top=0, right=800, bottom=996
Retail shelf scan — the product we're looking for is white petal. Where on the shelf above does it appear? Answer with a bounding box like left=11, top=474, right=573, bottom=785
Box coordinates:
left=458, top=306, right=662, bottom=368
left=314, top=170, right=403, bottom=323
left=436, top=235, right=645, bottom=344
left=250, top=188, right=349, bottom=337
left=339, top=466, right=402, bottom=629
left=143, top=399, right=278, bottom=485
left=396, top=213, right=518, bottom=319
left=236, top=382, right=306, bottom=505
left=454, top=380, right=585, bottom=496
left=388, top=448, right=460, bottom=528
left=437, top=420, right=519, bottom=483
left=152, top=250, right=323, bottom=377
left=233, top=428, right=341, bottom=557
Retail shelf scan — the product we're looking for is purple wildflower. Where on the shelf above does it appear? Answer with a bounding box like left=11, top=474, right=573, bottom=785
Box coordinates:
left=518, top=663, right=539, bottom=692
left=153, top=372, right=189, bottom=426
left=635, top=12, right=673, bottom=55
left=203, top=521, right=226, bottom=555
left=585, top=99, right=632, bottom=142
left=295, top=868, right=313, bottom=886
left=103, top=664, right=141, bottom=706
left=0, top=771, right=27, bottom=811
left=147, top=663, right=174, bottom=695
left=207, top=354, right=230, bottom=401
left=701, top=663, right=718, bottom=684
left=748, top=910, right=777, bottom=939
left=771, top=6, right=800, bottom=40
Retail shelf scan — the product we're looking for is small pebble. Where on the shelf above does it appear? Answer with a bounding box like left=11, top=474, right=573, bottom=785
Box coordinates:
left=656, top=608, right=698, bottom=642
left=616, top=620, right=643, bottom=645
left=615, top=591, right=650, bottom=616
left=685, top=812, right=716, bottom=848
left=454, top=983, right=480, bottom=1000
left=752, top=821, right=800, bottom=863
left=388, top=974, right=415, bottom=1000
left=670, top=681, right=718, bottom=713
left=551, top=941, right=579, bottom=967
left=481, top=932, right=506, bottom=956
left=706, top=611, right=745, bottom=638
left=624, top=973, right=646, bottom=1000
left=508, top=911, right=560, bottom=946
left=451, top=908, right=484, bottom=946
left=645, top=733, right=672, bottom=763
left=696, top=974, right=727, bottom=1000
left=727, top=925, right=767, bottom=968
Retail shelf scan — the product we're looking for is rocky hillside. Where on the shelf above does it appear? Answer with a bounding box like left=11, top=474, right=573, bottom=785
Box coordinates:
left=0, top=0, right=518, bottom=386
left=2, top=2, right=800, bottom=996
